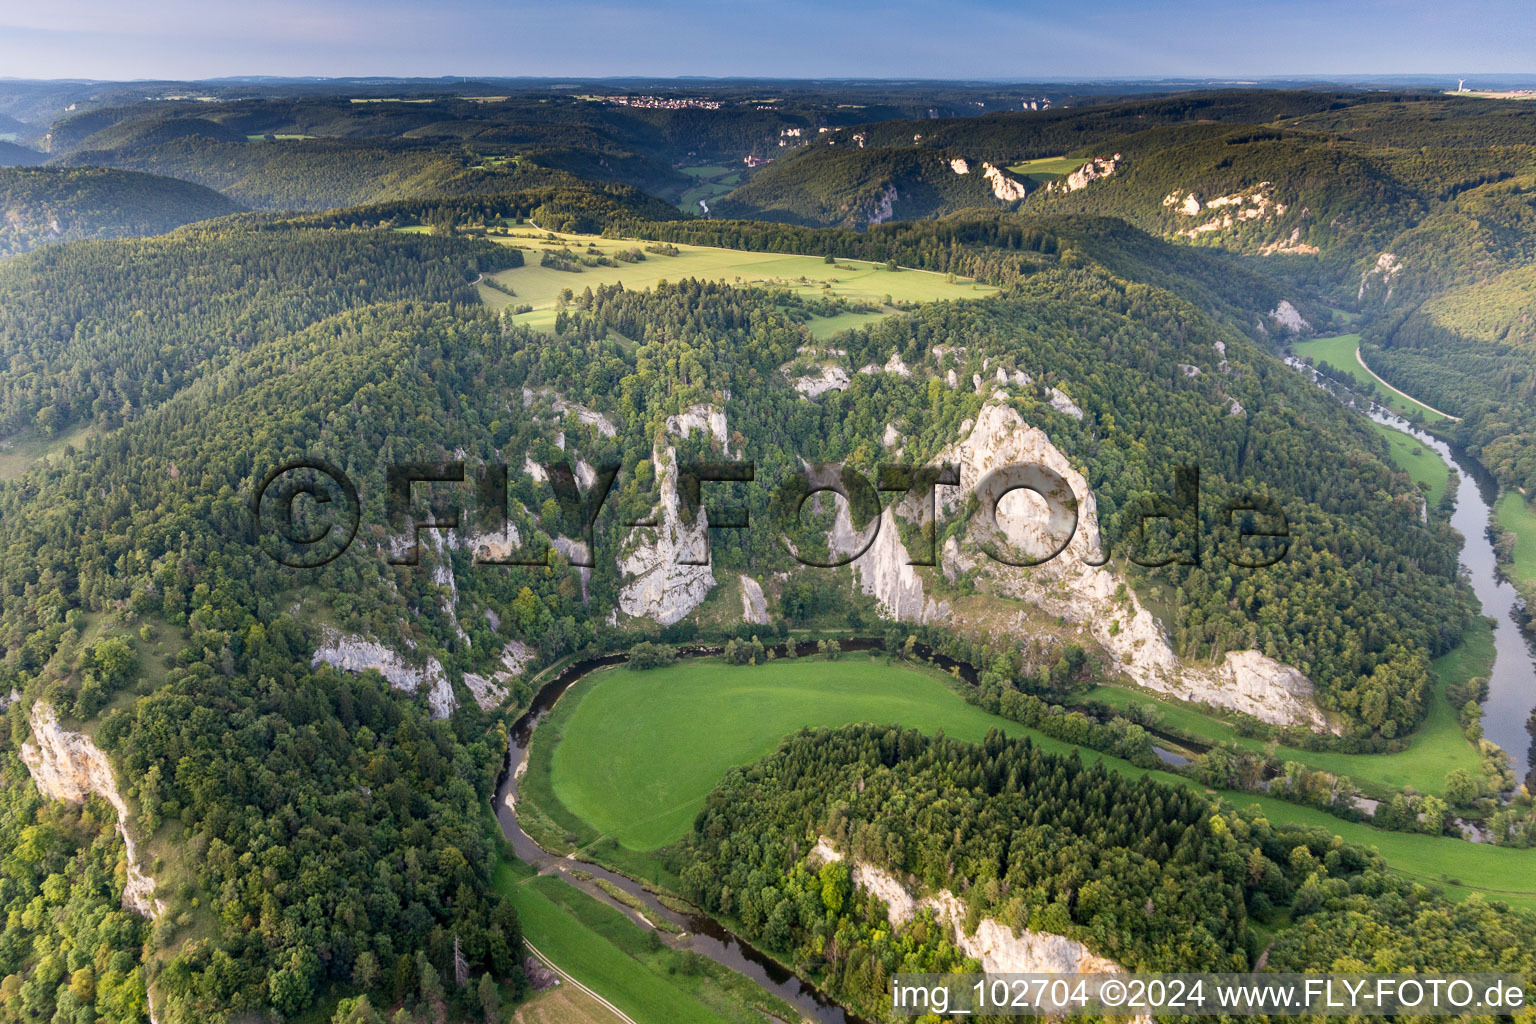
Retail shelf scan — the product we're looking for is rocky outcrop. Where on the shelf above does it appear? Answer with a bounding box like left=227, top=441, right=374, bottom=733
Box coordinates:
left=858, top=352, right=912, bottom=378
left=866, top=183, right=898, bottom=226
left=810, top=839, right=1134, bottom=980
left=786, top=364, right=851, bottom=398
left=739, top=575, right=769, bottom=624
left=522, top=387, right=617, bottom=437
left=1048, top=154, right=1120, bottom=194
left=981, top=162, right=1028, bottom=201
left=1359, top=251, right=1401, bottom=301
left=312, top=627, right=456, bottom=718
left=1268, top=300, right=1311, bottom=334
left=1047, top=386, right=1084, bottom=419
left=1259, top=227, right=1320, bottom=255
left=462, top=640, right=535, bottom=710
left=829, top=503, right=949, bottom=624
left=937, top=403, right=1329, bottom=730
left=665, top=404, right=729, bottom=449
left=20, top=703, right=164, bottom=917
left=618, top=447, right=715, bottom=625
left=949, top=157, right=970, bottom=174
left=1168, top=182, right=1285, bottom=238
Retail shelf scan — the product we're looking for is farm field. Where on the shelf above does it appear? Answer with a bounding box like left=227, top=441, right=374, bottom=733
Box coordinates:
left=1292, top=334, right=1452, bottom=423
left=479, top=228, right=996, bottom=331
left=1085, top=617, right=1494, bottom=798
left=1006, top=155, right=1087, bottom=183
left=1495, top=490, right=1536, bottom=593
left=533, top=654, right=1536, bottom=910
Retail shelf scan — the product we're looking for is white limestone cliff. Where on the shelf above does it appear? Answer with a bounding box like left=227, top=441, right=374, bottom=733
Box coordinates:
left=787, top=364, right=851, bottom=398
left=312, top=627, right=456, bottom=718
left=20, top=703, right=164, bottom=918
left=739, top=575, right=769, bottom=624
left=828, top=502, right=950, bottom=624
left=462, top=640, right=535, bottom=711
left=1268, top=300, right=1312, bottom=334
left=810, top=840, right=1136, bottom=985
left=1359, top=251, right=1401, bottom=301
left=618, top=446, right=716, bottom=625
left=981, top=162, right=1029, bottom=201
left=665, top=404, right=730, bottom=449
left=932, top=404, right=1329, bottom=730
left=1049, top=154, right=1121, bottom=194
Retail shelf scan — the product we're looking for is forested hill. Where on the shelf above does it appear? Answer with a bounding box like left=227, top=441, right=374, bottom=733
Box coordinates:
left=683, top=725, right=1536, bottom=1021
left=0, top=166, right=241, bottom=256
left=0, top=222, right=514, bottom=437
left=0, top=140, right=45, bottom=167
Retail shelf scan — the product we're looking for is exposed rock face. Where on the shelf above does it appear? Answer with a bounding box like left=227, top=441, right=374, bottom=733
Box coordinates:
left=1259, top=227, right=1320, bottom=255
left=828, top=503, right=949, bottom=624
left=810, top=839, right=1135, bottom=983
left=1359, top=251, right=1401, bottom=301
left=20, top=703, right=164, bottom=917
left=981, top=162, right=1028, bottom=201
left=1168, top=182, right=1284, bottom=238
left=739, top=575, right=769, bottom=624
left=312, top=627, right=456, bottom=718
left=787, top=364, right=851, bottom=398
left=949, top=157, right=970, bottom=174
left=462, top=640, right=535, bottom=710
left=1049, top=154, right=1120, bottom=194
left=618, top=447, right=715, bottom=625
left=665, top=404, right=729, bottom=448
left=937, top=404, right=1329, bottom=730
left=866, top=183, right=899, bottom=226
left=1268, top=300, right=1312, bottom=334
left=522, top=387, right=617, bottom=437
left=1047, top=386, right=1084, bottom=419
left=859, top=352, right=912, bottom=378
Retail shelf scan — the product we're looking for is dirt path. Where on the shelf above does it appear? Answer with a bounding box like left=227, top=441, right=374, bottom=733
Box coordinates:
left=1355, top=347, right=1462, bottom=422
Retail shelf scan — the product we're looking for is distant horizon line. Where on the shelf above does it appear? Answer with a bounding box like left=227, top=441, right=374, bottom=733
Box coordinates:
left=3, top=73, right=1535, bottom=87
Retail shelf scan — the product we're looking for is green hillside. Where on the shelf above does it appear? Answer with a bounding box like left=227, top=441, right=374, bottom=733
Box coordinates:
left=0, top=165, right=240, bottom=255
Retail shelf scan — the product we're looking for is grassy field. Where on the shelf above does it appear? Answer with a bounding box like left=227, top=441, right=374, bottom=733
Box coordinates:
left=1372, top=420, right=1451, bottom=505
left=1495, top=490, right=1536, bottom=591
left=479, top=228, right=996, bottom=332
left=1006, top=155, right=1086, bottom=183
left=532, top=654, right=1536, bottom=910
left=496, top=862, right=796, bottom=1024
left=1292, top=334, right=1452, bottom=423
left=676, top=165, right=744, bottom=212
left=0, top=423, right=97, bottom=481
left=514, top=984, right=619, bottom=1024
left=1085, top=617, right=1493, bottom=798
left=548, top=658, right=1049, bottom=850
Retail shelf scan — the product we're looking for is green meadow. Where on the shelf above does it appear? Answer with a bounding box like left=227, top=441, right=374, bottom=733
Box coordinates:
left=1086, top=616, right=1493, bottom=798
left=497, top=864, right=732, bottom=1024
left=1292, top=334, right=1452, bottom=423
left=1495, top=490, right=1536, bottom=593
left=479, top=228, right=996, bottom=332
left=530, top=655, right=1536, bottom=910
left=1371, top=420, right=1451, bottom=505
left=1006, top=155, right=1087, bottom=183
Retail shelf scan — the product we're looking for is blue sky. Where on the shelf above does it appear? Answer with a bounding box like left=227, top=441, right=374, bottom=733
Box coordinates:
left=0, top=0, right=1531, bottom=81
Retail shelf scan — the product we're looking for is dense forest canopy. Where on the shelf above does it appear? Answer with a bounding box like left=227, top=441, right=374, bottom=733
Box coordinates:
left=0, top=78, right=1533, bottom=1023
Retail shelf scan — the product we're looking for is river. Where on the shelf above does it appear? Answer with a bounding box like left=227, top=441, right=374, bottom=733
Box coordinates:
left=493, top=646, right=872, bottom=1024
left=1286, top=356, right=1536, bottom=775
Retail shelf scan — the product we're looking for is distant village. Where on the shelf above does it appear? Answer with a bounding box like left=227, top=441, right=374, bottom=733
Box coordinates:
left=603, top=95, right=724, bottom=109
